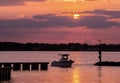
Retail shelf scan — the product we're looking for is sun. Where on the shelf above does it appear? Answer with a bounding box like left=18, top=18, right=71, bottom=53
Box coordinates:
left=73, top=14, right=80, bottom=19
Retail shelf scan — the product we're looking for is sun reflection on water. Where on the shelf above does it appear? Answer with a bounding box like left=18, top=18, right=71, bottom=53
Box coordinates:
left=72, top=68, right=81, bottom=83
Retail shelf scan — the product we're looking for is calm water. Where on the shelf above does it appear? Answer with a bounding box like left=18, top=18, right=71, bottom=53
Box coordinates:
left=0, top=51, right=120, bottom=83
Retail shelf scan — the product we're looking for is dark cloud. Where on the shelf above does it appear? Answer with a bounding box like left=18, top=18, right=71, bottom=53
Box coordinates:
left=34, top=14, right=120, bottom=28
left=0, top=13, right=119, bottom=29
left=0, top=19, right=42, bottom=28
left=77, top=15, right=119, bottom=28
left=82, top=9, right=120, bottom=18
left=0, top=0, right=46, bottom=6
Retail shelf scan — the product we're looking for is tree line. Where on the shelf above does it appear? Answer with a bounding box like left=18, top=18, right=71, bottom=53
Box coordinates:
left=0, top=42, right=120, bottom=51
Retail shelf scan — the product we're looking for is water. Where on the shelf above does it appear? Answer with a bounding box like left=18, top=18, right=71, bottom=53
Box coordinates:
left=0, top=51, right=120, bottom=83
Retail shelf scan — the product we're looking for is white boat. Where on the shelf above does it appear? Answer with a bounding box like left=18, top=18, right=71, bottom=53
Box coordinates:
left=51, top=54, right=74, bottom=67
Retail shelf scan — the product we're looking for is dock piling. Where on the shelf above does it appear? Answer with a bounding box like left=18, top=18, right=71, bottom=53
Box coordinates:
left=0, top=67, right=11, bottom=81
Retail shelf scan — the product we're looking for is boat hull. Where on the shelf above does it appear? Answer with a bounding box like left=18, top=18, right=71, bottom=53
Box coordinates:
left=51, top=61, right=74, bottom=67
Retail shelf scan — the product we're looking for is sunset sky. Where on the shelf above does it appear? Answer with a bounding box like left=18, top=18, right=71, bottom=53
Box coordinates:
left=0, top=0, right=120, bottom=44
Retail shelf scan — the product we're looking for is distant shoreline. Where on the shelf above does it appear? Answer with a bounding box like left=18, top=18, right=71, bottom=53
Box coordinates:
left=0, top=50, right=120, bottom=52
left=0, top=42, right=120, bottom=51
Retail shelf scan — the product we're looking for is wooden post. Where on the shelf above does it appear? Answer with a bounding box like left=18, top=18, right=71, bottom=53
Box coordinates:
left=98, top=40, right=102, bottom=63
left=7, top=68, right=11, bottom=80
left=98, top=46, right=102, bottom=63
left=0, top=68, right=2, bottom=81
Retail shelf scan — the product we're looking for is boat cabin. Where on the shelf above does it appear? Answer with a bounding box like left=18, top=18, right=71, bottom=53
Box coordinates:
left=59, top=54, right=69, bottom=61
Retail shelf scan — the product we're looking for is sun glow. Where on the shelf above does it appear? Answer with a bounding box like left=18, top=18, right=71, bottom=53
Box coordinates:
left=72, top=69, right=80, bottom=83
left=53, top=0, right=78, bottom=2
left=65, top=0, right=78, bottom=2
left=73, top=14, right=80, bottom=19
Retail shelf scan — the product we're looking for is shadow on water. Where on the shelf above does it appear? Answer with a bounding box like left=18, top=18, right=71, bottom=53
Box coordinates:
left=97, top=66, right=102, bottom=83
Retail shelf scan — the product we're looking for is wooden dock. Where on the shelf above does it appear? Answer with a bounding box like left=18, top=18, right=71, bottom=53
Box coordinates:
left=0, top=62, right=49, bottom=82
left=0, top=62, right=49, bottom=71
